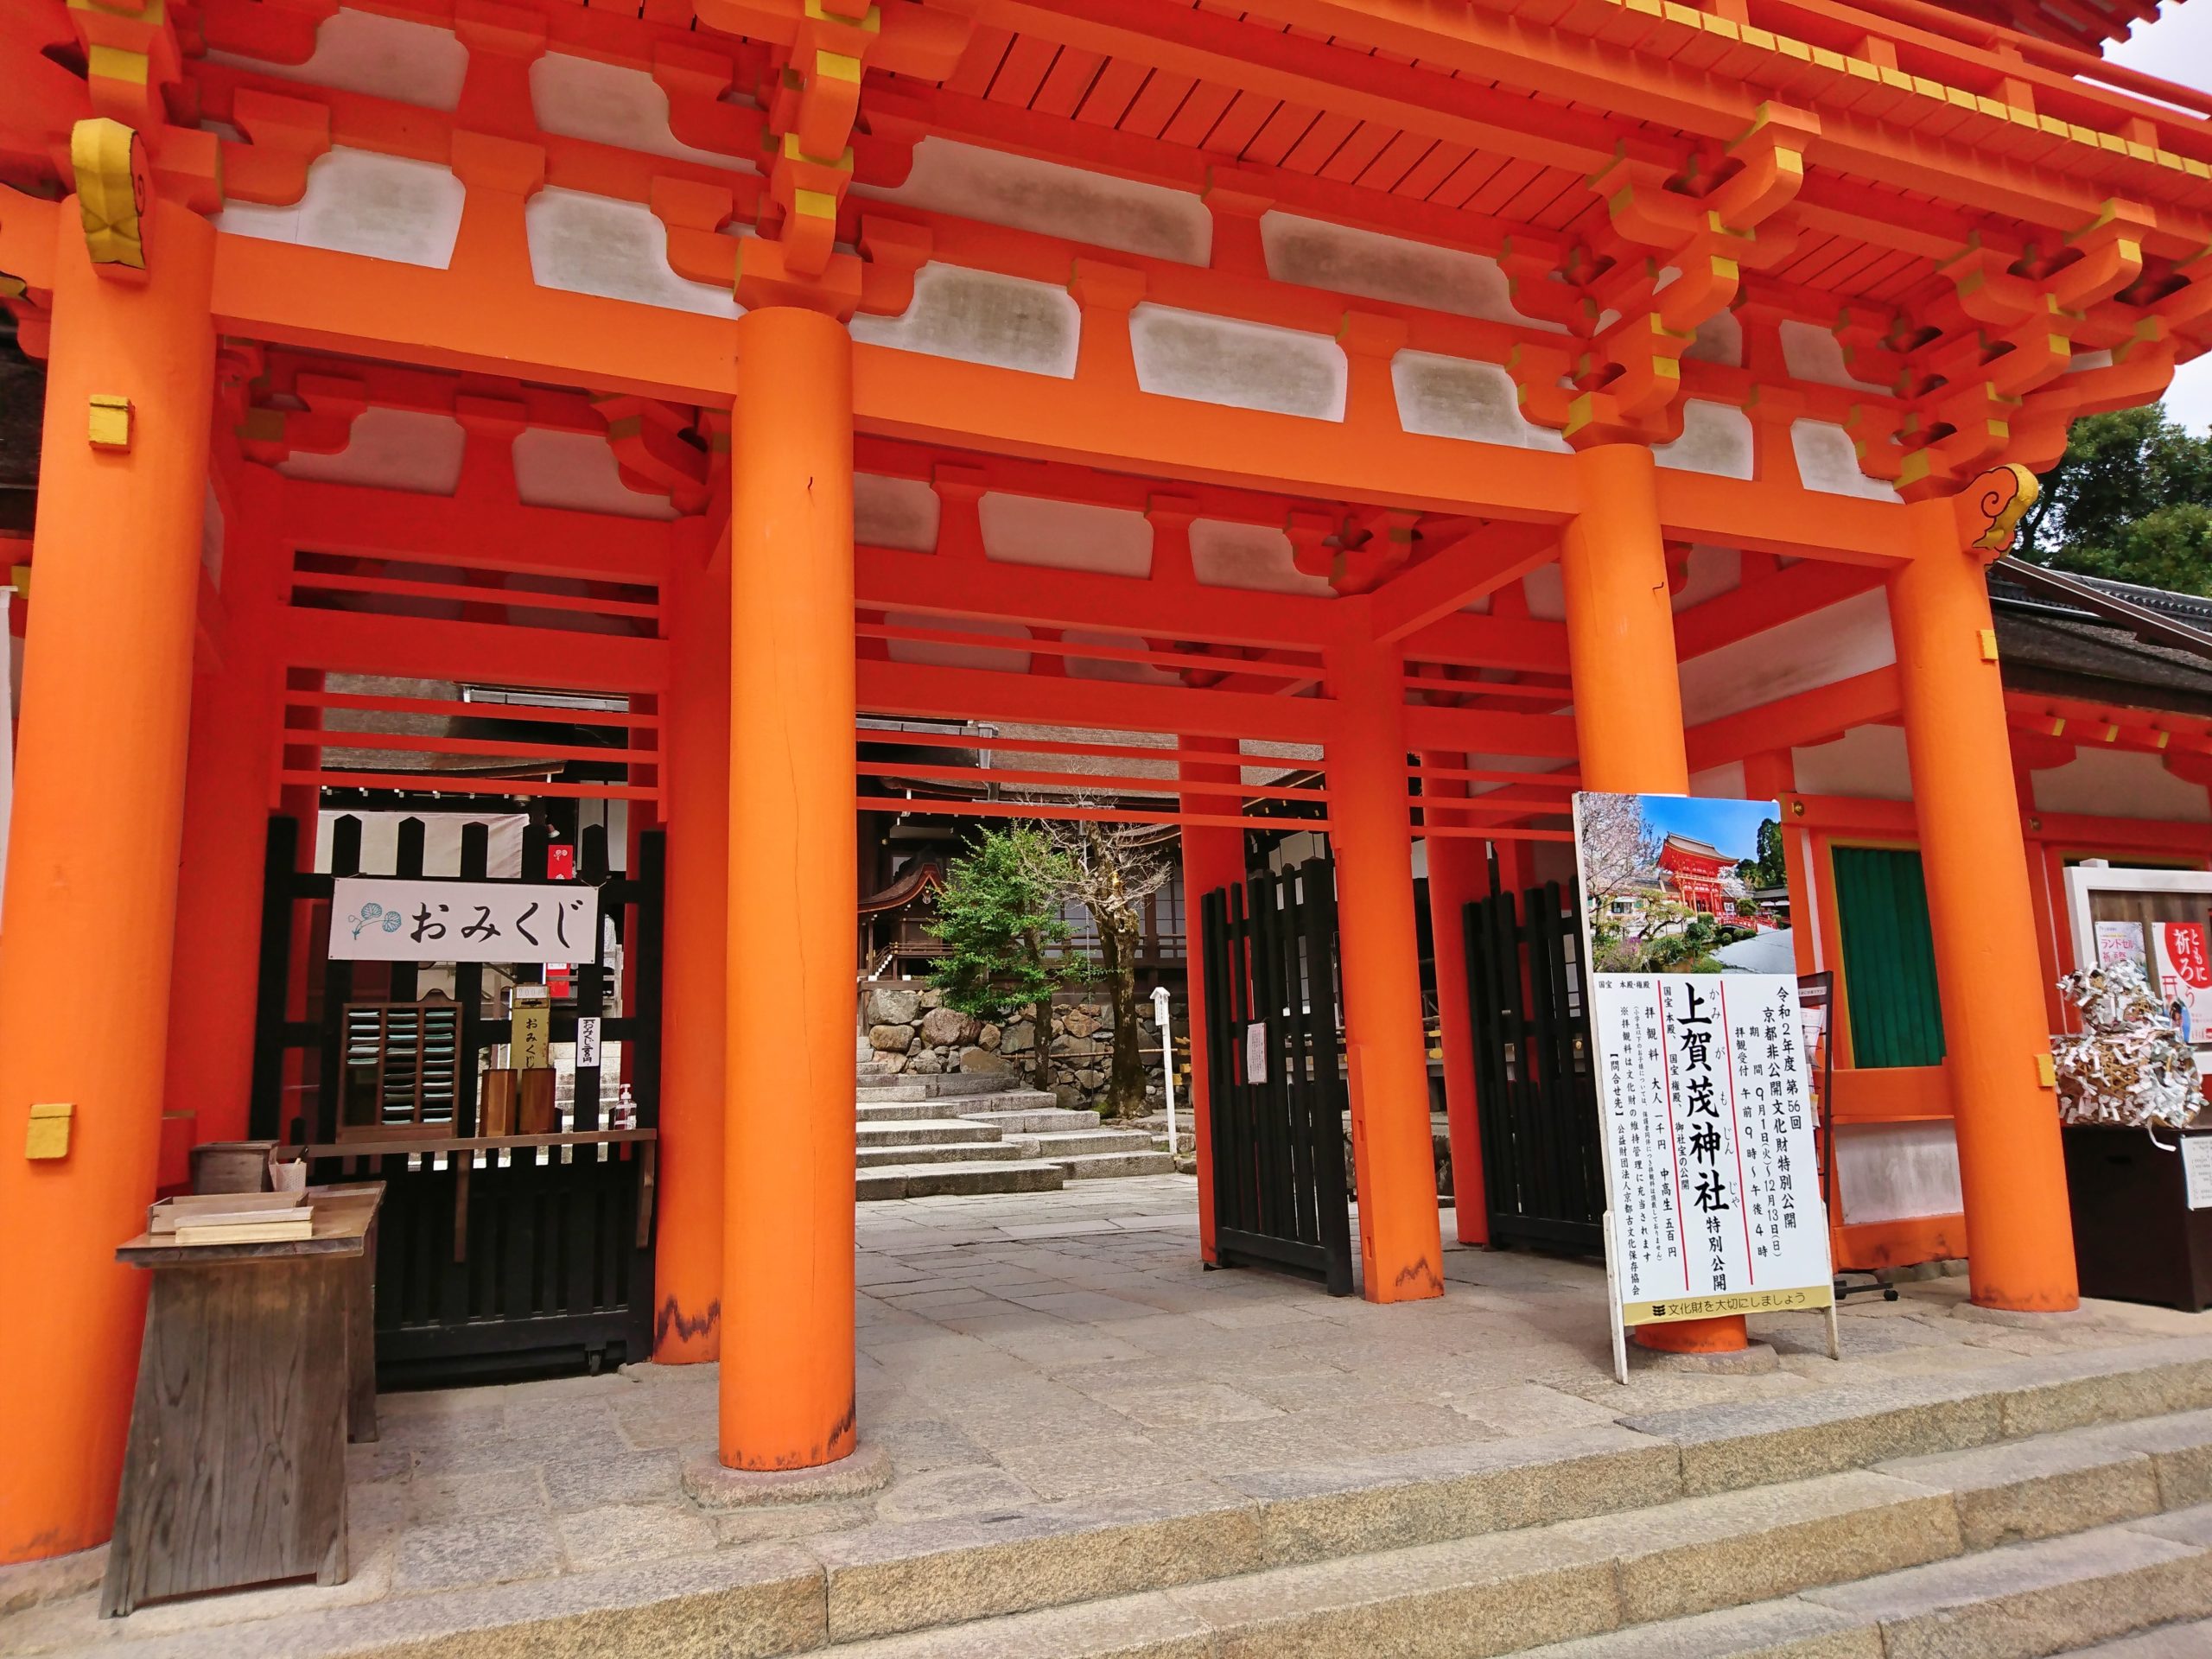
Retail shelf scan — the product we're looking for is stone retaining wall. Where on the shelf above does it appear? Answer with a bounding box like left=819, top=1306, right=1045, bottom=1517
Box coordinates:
left=860, top=982, right=1172, bottom=1112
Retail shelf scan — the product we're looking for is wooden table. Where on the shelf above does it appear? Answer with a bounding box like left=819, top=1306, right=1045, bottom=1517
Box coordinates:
left=100, top=1183, right=384, bottom=1618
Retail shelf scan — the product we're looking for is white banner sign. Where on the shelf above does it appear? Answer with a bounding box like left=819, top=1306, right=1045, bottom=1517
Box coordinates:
left=575, top=1016, right=603, bottom=1071
left=1592, top=973, right=1834, bottom=1349
left=330, top=878, right=598, bottom=964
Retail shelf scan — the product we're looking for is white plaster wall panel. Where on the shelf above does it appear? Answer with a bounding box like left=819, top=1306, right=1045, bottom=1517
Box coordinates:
left=1189, top=519, right=1334, bottom=597
left=854, top=474, right=941, bottom=551
left=214, top=148, right=466, bottom=269
left=1691, top=761, right=1748, bottom=798
left=1791, top=420, right=1904, bottom=503
left=1779, top=319, right=1888, bottom=393
left=849, top=264, right=1078, bottom=378
left=1064, top=629, right=1181, bottom=685
left=2069, top=348, right=2115, bottom=373
left=1686, top=308, right=1744, bottom=367
left=1654, top=401, right=1755, bottom=480
left=319, top=810, right=527, bottom=877
left=1678, top=588, right=1896, bottom=725
left=1258, top=213, right=1564, bottom=330
left=1522, top=562, right=1567, bottom=621
left=979, top=494, right=1152, bottom=577
left=512, top=429, right=678, bottom=520
left=531, top=54, right=752, bottom=168
left=1791, top=724, right=1915, bottom=800
left=1672, top=543, right=1741, bottom=613
left=1834, top=1121, right=1963, bottom=1224
left=210, top=9, right=467, bottom=111
left=1390, top=353, right=1571, bottom=451
left=1129, top=306, right=1347, bottom=421
left=524, top=188, right=741, bottom=317
left=852, top=139, right=1211, bottom=265
left=883, top=610, right=1031, bottom=672
left=2033, top=747, right=2212, bottom=823
left=279, top=407, right=466, bottom=495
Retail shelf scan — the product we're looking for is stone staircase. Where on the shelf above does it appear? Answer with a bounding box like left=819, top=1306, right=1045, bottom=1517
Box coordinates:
left=855, top=1060, right=1177, bottom=1199
left=783, top=1340, right=2212, bottom=1657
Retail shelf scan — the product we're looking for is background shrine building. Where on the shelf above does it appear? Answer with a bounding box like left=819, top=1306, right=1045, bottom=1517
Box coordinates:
left=4, top=0, right=2212, bottom=1569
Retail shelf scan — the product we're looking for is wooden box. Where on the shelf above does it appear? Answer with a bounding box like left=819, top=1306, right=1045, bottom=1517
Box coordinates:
left=518, top=1068, right=556, bottom=1136
left=190, top=1141, right=276, bottom=1195
left=2063, top=1123, right=2212, bottom=1313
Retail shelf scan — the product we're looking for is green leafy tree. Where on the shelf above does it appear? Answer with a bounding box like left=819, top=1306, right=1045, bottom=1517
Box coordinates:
left=928, top=826, right=1074, bottom=1091
left=1733, top=817, right=1786, bottom=890
left=2021, top=406, right=2212, bottom=593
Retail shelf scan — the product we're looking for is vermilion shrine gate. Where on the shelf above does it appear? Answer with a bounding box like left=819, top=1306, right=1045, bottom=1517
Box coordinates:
left=5, top=0, right=2212, bottom=1569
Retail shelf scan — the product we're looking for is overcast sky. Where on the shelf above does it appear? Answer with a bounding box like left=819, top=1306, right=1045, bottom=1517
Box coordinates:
left=2105, top=7, right=2212, bottom=428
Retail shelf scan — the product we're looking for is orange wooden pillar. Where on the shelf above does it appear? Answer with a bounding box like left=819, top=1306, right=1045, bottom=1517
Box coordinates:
left=1560, top=442, right=1746, bottom=1355
left=721, top=305, right=859, bottom=1468
left=0, top=192, right=218, bottom=1564
left=1890, top=500, right=2078, bottom=1313
left=1420, top=752, right=1490, bottom=1246
left=1325, top=629, right=1446, bottom=1301
left=162, top=464, right=284, bottom=1145
left=1177, top=734, right=1244, bottom=1263
left=655, top=514, right=729, bottom=1361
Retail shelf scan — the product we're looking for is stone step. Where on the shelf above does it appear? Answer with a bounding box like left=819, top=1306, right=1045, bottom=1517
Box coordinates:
left=956, top=1108, right=1103, bottom=1135
left=2065, top=1615, right=2212, bottom=1655
left=815, top=1465, right=1966, bottom=1655
left=855, top=1119, right=1002, bottom=1148
left=856, top=1100, right=958, bottom=1123
left=1796, top=1506, right=2212, bottom=1659
left=857, top=1159, right=1066, bottom=1201
left=855, top=1141, right=1028, bottom=1168
left=1057, top=1151, right=1181, bottom=1180
left=1003, top=1128, right=1159, bottom=1159
left=45, top=1344, right=2212, bottom=1659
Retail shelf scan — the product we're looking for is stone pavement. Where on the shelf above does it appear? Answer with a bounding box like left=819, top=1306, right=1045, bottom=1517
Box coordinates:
left=7, top=1173, right=2212, bottom=1655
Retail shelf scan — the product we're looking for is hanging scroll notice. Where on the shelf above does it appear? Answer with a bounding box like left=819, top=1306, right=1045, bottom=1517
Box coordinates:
left=1573, top=792, right=1836, bottom=1383
left=330, top=878, right=599, bottom=965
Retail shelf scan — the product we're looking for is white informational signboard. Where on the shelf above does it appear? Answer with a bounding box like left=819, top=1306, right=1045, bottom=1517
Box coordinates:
left=2184, top=1136, right=2212, bottom=1211
left=1244, top=1022, right=1268, bottom=1085
left=575, top=1016, right=603, bottom=1071
left=1590, top=971, right=1838, bottom=1380
left=329, top=878, right=599, bottom=965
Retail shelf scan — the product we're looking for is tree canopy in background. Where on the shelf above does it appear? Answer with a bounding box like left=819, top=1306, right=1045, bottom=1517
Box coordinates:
left=928, top=825, right=1073, bottom=1090
left=2020, top=405, right=2212, bottom=593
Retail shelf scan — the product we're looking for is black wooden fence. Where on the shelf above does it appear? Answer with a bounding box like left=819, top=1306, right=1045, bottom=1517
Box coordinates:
left=1199, top=858, right=1355, bottom=1295
left=1462, top=878, right=1605, bottom=1254
left=251, top=812, right=664, bottom=1384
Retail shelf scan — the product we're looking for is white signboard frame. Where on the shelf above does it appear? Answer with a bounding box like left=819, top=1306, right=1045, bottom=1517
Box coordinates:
left=1572, top=791, right=1838, bottom=1383
left=1590, top=972, right=1840, bottom=1382
left=330, top=877, right=599, bottom=965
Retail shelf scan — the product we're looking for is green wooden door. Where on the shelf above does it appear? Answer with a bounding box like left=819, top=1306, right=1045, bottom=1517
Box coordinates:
left=1832, top=845, right=1946, bottom=1068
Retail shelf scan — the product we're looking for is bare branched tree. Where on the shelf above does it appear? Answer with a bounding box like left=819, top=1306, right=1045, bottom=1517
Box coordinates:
left=1030, top=804, right=1174, bottom=1117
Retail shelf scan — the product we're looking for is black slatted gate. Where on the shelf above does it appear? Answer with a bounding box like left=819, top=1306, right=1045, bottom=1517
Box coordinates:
left=1199, top=857, right=1355, bottom=1295
left=1463, top=878, right=1605, bottom=1254
left=251, top=811, right=665, bottom=1386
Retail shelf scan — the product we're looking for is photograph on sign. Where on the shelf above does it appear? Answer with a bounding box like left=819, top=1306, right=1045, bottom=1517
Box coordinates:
left=1573, top=793, right=1836, bottom=1380
left=1573, top=791, right=1793, bottom=975
left=330, top=877, right=599, bottom=965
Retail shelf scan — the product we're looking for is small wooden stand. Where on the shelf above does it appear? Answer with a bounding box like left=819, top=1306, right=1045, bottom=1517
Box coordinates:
left=100, top=1184, right=384, bottom=1618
